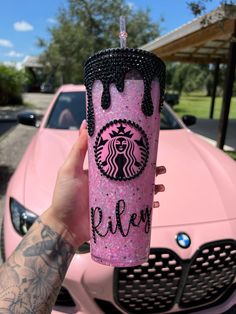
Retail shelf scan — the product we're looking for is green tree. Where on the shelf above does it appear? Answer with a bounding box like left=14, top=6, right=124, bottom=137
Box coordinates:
left=0, top=64, right=26, bottom=106
left=187, top=0, right=233, bottom=16
left=38, top=0, right=161, bottom=85
left=165, top=63, right=178, bottom=91
left=169, top=63, right=209, bottom=96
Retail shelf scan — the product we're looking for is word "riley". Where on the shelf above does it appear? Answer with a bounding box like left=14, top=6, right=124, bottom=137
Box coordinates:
left=91, top=199, right=152, bottom=243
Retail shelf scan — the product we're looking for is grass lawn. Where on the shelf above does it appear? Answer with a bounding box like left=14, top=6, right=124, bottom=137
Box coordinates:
left=225, top=151, right=236, bottom=161
left=174, top=92, right=236, bottom=119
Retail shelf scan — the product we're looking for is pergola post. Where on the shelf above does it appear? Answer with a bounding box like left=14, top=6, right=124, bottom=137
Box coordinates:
left=217, top=36, right=236, bottom=149
left=209, top=62, right=220, bottom=119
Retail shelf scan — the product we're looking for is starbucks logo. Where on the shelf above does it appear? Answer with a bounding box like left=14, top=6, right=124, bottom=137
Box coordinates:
left=94, top=119, right=149, bottom=181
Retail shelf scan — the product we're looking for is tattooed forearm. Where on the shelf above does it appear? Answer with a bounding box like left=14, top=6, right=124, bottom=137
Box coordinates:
left=0, top=218, right=75, bottom=314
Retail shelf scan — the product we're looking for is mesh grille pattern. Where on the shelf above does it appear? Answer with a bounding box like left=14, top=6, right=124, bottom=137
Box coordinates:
left=114, top=240, right=236, bottom=313
left=180, top=241, right=236, bottom=308
left=114, top=249, right=183, bottom=313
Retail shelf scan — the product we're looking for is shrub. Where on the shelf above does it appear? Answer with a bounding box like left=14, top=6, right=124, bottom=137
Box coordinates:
left=0, top=64, right=26, bottom=106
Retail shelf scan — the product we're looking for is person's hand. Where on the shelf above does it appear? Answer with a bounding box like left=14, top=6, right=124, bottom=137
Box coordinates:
left=42, top=120, right=89, bottom=248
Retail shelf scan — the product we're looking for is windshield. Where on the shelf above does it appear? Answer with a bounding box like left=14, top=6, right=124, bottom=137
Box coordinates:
left=161, top=106, right=182, bottom=130
left=47, top=92, right=86, bottom=129
left=46, top=91, right=182, bottom=130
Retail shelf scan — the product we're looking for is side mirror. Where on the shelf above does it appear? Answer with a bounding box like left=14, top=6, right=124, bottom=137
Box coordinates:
left=182, top=115, right=197, bottom=127
left=17, top=112, right=39, bottom=127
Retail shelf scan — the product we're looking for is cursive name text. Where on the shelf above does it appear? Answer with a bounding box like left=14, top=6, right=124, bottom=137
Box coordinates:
left=91, top=200, right=152, bottom=243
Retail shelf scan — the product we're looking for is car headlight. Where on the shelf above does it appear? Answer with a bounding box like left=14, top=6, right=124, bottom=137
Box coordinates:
left=10, top=198, right=38, bottom=236
left=9, top=198, right=91, bottom=252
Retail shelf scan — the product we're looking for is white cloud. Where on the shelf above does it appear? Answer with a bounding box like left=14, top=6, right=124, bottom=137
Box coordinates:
left=47, top=18, right=57, bottom=24
left=14, top=20, right=34, bottom=32
left=3, top=61, right=15, bottom=67
left=0, top=39, right=13, bottom=48
left=6, top=50, right=24, bottom=58
left=3, top=60, right=23, bottom=70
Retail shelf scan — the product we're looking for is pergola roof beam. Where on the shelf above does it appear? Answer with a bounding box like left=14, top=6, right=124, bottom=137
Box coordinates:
left=141, top=4, right=236, bottom=150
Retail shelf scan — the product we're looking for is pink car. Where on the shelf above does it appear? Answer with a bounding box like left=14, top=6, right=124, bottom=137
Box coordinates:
left=2, top=84, right=236, bottom=314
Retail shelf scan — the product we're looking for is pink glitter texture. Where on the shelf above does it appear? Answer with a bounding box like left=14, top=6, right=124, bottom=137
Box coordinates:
left=88, top=79, right=160, bottom=267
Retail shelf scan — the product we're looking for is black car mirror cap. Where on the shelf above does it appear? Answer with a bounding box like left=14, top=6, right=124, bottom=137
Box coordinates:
left=182, top=115, right=197, bottom=127
left=17, top=112, right=40, bottom=127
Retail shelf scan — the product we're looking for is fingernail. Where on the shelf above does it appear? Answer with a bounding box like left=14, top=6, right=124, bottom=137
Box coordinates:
left=157, top=166, right=166, bottom=174
left=155, top=184, right=165, bottom=193
left=159, top=184, right=165, bottom=192
left=153, top=201, right=160, bottom=208
left=81, top=119, right=88, bottom=130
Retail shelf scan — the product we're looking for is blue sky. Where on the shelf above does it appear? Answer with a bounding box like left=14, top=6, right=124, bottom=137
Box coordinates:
left=0, top=0, right=228, bottom=66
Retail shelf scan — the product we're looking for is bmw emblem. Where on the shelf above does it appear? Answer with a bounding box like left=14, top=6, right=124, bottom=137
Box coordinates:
left=176, top=232, right=191, bottom=249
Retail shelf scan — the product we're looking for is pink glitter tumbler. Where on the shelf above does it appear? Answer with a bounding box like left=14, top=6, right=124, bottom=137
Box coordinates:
left=84, top=48, right=165, bottom=267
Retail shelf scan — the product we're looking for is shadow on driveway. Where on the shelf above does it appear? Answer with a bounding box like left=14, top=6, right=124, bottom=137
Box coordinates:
left=0, top=165, right=14, bottom=198
left=0, top=122, right=17, bottom=136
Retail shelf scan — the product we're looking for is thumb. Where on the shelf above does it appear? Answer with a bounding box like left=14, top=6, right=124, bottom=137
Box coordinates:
left=63, top=120, right=88, bottom=175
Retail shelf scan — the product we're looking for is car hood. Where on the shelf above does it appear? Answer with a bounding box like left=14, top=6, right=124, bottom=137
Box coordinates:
left=23, top=128, right=236, bottom=225
left=154, top=129, right=236, bottom=226
left=24, top=129, right=80, bottom=215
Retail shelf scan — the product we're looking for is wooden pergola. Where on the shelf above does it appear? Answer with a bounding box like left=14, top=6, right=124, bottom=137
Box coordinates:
left=141, top=4, right=236, bottom=149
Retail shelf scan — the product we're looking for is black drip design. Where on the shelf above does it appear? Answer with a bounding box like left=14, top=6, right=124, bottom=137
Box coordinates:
left=84, top=48, right=166, bottom=136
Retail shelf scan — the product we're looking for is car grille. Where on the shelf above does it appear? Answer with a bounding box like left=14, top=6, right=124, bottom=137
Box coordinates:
left=113, top=240, right=236, bottom=313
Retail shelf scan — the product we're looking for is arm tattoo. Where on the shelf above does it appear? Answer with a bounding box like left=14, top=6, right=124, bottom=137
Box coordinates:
left=0, top=218, right=75, bottom=314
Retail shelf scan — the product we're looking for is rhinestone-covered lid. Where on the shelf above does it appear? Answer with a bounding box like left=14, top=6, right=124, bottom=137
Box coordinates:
left=84, top=48, right=166, bottom=136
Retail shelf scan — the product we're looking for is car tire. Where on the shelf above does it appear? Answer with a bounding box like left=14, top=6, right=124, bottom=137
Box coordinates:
left=0, top=220, right=6, bottom=262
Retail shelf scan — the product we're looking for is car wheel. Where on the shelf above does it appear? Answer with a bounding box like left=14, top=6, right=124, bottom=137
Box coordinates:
left=0, top=220, right=6, bottom=262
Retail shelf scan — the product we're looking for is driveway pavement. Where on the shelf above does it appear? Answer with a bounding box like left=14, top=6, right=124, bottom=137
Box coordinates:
left=189, top=118, right=236, bottom=151
left=23, top=92, right=54, bottom=113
